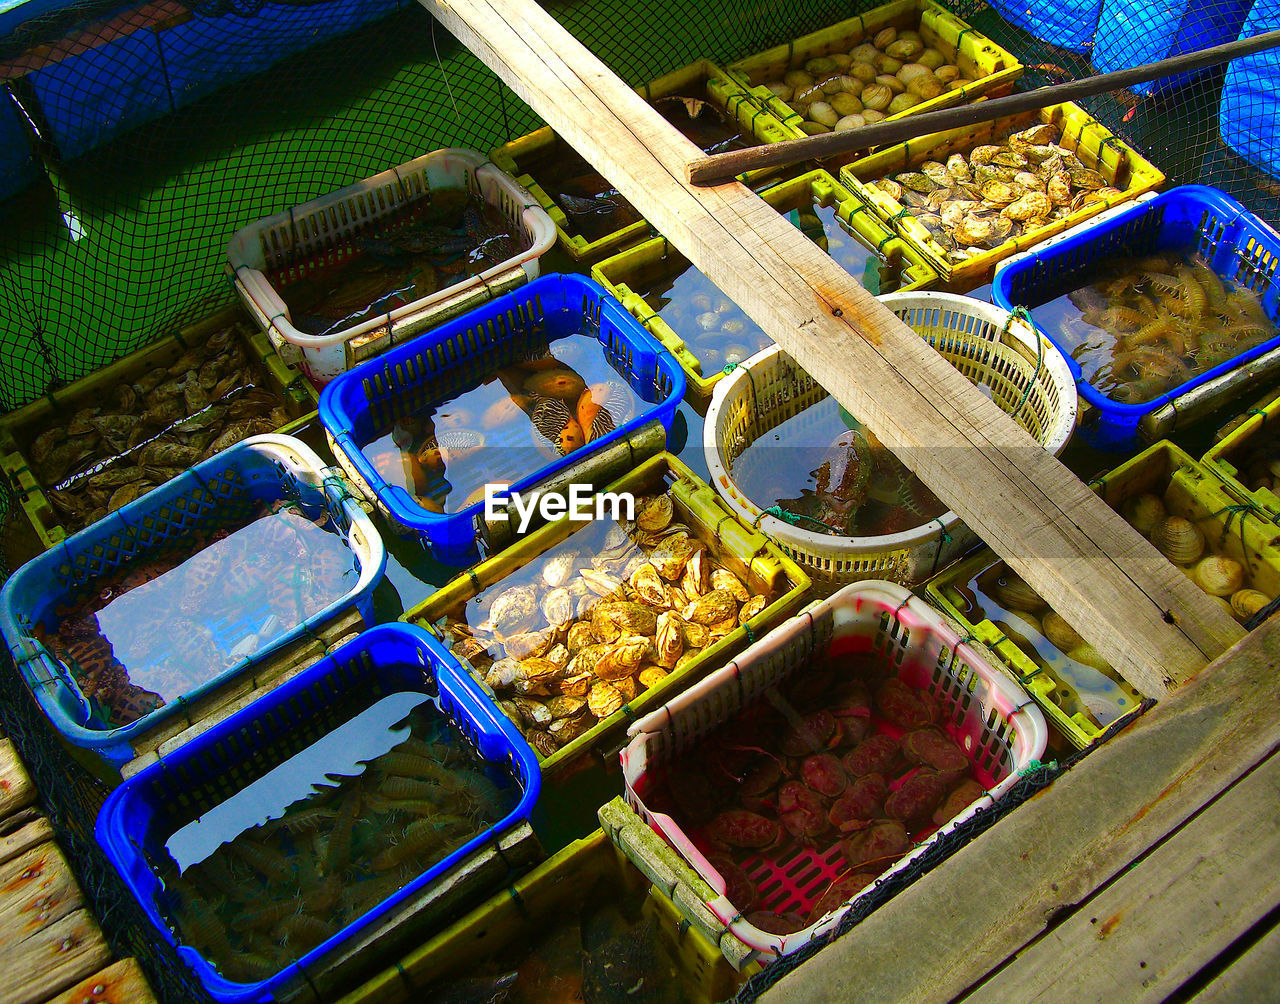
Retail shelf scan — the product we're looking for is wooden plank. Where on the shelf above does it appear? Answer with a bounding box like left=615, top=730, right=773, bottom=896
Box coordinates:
left=1188, top=917, right=1280, bottom=1002
left=122, top=610, right=363, bottom=778
left=0, top=818, right=54, bottom=869
left=966, top=750, right=1280, bottom=1001
left=44, top=958, right=157, bottom=1004
left=0, top=909, right=112, bottom=1004
left=419, top=0, right=1242, bottom=697
left=754, top=619, right=1280, bottom=1004
left=0, top=842, right=110, bottom=1004
left=0, top=738, right=37, bottom=819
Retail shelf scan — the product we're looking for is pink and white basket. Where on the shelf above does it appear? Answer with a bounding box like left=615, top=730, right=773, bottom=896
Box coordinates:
left=619, top=579, right=1048, bottom=966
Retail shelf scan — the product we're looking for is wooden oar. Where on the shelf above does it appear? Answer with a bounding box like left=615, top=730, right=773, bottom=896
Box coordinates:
left=686, top=28, right=1280, bottom=186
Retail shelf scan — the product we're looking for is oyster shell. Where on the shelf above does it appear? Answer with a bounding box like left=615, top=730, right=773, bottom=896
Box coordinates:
left=489, top=585, right=539, bottom=635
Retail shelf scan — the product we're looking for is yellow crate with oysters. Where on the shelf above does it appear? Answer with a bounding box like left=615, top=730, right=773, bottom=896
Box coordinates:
left=722, top=0, right=1021, bottom=159
left=403, top=452, right=811, bottom=775
left=927, top=440, right=1276, bottom=749
left=839, top=101, right=1165, bottom=290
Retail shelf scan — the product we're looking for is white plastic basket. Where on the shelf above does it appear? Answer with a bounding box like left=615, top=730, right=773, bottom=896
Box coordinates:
left=703, top=291, right=1078, bottom=593
left=228, top=148, right=556, bottom=384
left=618, top=580, right=1049, bottom=967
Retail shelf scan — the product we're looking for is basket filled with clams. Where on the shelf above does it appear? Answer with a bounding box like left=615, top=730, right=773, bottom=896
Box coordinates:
left=723, top=0, right=1020, bottom=156
left=704, top=293, right=1076, bottom=595
left=925, top=552, right=1145, bottom=749
left=1205, top=387, right=1280, bottom=525
left=1097, top=440, right=1280, bottom=629
left=616, top=580, right=1048, bottom=967
left=0, top=434, right=385, bottom=770
left=490, top=59, right=791, bottom=262
left=319, top=273, right=685, bottom=565
left=840, top=102, right=1165, bottom=289
left=593, top=169, right=937, bottom=400
left=404, top=452, right=811, bottom=775
left=995, top=185, right=1280, bottom=452
left=0, top=315, right=315, bottom=552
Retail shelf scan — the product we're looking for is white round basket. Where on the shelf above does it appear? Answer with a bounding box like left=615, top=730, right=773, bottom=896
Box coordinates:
left=703, top=291, right=1078, bottom=594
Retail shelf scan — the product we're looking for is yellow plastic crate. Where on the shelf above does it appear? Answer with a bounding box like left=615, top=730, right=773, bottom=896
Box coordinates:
left=839, top=101, right=1166, bottom=290
left=724, top=0, right=1022, bottom=160
left=402, top=452, right=811, bottom=775
left=1203, top=388, right=1280, bottom=523
left=0, top=311, right=317, bottom=551
left=592, top=168, right=938, bottom=400
left=924, top=549, right=1144, bottom=749
left=490, top=58, right=794, bottom=261
left=335, top=828, right=744, bottom=1004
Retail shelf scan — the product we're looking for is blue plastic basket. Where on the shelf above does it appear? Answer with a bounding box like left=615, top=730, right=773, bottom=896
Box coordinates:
left=0, top=434, right=386, bottom=769
left=992, top=185, right=1280, bottom=452
left=95, top=622, right=541, bottom=1004
left=319, top=273, right=686, bottom=564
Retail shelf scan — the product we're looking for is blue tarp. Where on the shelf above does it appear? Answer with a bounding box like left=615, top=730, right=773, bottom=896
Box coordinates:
left=1221, top=0, right=1280, bottom=180
left=27, top=0, right=400, bottom=160
left=985, top=0, right=1102, bottom=53
left=1093, top=0, right=1254, bottom=96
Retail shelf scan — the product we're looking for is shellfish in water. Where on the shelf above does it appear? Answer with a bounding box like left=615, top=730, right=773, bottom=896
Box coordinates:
left=1230, top=588, right=1271, bottom=623
left=989, top=570, right=1045, bottom=613
left=1151, top=516, right=1205, bottom=566
left=1122, top=493, right=1166, bottom=538
left=1192, top=555, right=1244, bottom=597
left=1042, top=610, right=1084, bottom=654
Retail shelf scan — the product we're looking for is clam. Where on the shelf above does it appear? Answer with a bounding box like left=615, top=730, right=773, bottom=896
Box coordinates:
left=989, top=569, right=1045, bottom=613
left=861, top=83, right=893, bottom=112
left=1151, top=516, right=1205, bottom=566
left=1066, top=643, right=1113, bottom=674
left=1122, top=493, right=1166, bottom=537
left=1042, top=611, right=1084, bottom=654
left=1230, top=588, right=1271, bottom=622
left=1192, top=554, right=1244, bottom=597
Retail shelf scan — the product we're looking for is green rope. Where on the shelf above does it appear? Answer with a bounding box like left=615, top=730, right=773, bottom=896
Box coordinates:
left=1017, top=758, right=1057, bottom=777
left=753, top=504, right=832, bottom=532
left=1002, top=305, right=1042, bottom=425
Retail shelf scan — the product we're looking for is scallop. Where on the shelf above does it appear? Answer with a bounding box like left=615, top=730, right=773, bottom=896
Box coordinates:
left=1193, top=554, right=1244, bottom=597
left=1119, top=495, right=1163, bottom=539
left=1151, top=516, right=1205, bottom=566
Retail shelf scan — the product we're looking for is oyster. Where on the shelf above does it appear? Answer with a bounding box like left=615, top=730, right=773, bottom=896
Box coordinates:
left=489, top=585, right=540, bottom=635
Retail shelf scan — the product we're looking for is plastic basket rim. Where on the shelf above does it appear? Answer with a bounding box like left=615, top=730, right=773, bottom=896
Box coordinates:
left=0, top=434, right=387, bottom=760
left=94, top=621, right=541, bottom=1004
left=317, top=272, right=687, bottom=554
left=620, top=579, right=1048, bottom=959
left=991, top=183, right=1280, bottom=422
left=228, top=147, right=557, bottom=352
left=701, top=292, right=1077, bottom=554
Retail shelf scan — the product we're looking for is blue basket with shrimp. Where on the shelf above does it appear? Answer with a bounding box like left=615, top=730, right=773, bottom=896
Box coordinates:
left=993, top=185, right=1280, bottom=452
left=95, top=622, right=541, bottom=1004
left=0, top=434, right=385, bottom=771
left=318, top=272, right=685, bottom=565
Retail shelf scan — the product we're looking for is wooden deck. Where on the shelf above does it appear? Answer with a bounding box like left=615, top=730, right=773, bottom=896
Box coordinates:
left=0, top=736, right=156, bottom=1004
left=413, top=1, right=1280, bottom=999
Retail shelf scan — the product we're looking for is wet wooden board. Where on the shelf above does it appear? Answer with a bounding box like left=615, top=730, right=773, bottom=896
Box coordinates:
left=0, top=814, right=54, bottom=869
left=45, top=958, right=157, bottom=1004
left=418, top=0, right=1240, bottom=701
left=1188, top=917, right=1280, bottom=1002
left=0, top=738, right=37, bottom=818
left=122, top=608, right=364, bottom=778
left=966, top=749, right=1280, bottom=1001
left=0, top=843, right=112, bottom=1004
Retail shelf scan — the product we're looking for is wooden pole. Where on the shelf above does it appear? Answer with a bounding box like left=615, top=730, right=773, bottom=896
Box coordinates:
left=418, top=0, right=1243, bottom=696
left=686, top=28, right=1280, bottom=184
